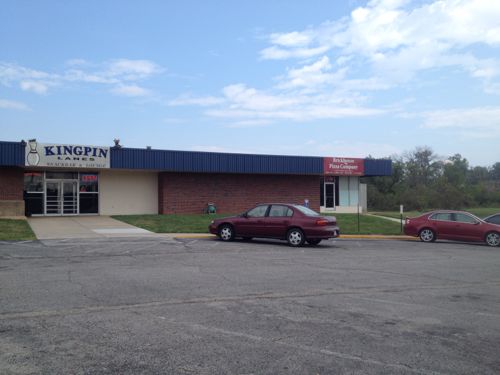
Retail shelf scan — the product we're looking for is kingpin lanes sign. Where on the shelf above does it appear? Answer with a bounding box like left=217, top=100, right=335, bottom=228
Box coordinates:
left=25, top=140, right=110, bottom=169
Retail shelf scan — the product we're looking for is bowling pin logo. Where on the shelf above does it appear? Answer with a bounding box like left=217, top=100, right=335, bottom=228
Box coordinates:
left=26, top=139, right=40, bottom=166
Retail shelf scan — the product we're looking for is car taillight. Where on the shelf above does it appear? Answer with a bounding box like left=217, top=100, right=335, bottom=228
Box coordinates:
left=315, top=219, right=329, bottom=226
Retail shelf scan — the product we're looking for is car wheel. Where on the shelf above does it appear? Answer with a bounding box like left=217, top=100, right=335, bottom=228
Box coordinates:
left=419, top=228, right=436, bottom=243
left=485, top=232, right=500, bottom=247
left=287, top=228, right=305, bottom=247
left=218, top=224, right=234, bottom=241
left=307, top=239, right=322, bottom=245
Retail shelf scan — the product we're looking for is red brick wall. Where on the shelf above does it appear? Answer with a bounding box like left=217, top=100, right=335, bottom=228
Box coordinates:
left=0, top=167, right=23, bottom=200
left=158, top=172, right=320, bottom=214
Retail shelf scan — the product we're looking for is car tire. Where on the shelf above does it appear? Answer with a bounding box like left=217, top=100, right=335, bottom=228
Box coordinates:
left=307, top=239, right=322, bottom=246
left=485, top=232, right=500, bottom=247
left=287, top=228, right=305, bottom=247
left=218, top=224, right=235, bottom=241
left=419, top=228, right=436, bottom=243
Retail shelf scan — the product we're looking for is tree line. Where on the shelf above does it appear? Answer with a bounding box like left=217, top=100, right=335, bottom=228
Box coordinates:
left=362, top=147, right=500, bottom=211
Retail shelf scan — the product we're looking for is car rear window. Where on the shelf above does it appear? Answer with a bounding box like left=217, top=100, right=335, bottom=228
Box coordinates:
left=269, top=205, right=293, bottom=217
left=430, top=213, right=453, bottom=221
left=293, top=205, right=320, bottom=217
left=455, top=213, right=478, bottom=224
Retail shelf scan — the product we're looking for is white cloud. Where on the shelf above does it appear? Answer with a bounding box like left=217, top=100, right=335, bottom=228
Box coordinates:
left=110, top=84, right=151, bottom=97
left=260, top=0, right=500, bottom=90
left=204, top=86, right=384, bottom=122
left=107, top=59, right=163, bottom=80
left=226, top=119, right=274, bottom=128
left=0, top=59, right=163, bottom=96
left=168, top=95, right=225, bottom=106
left=421, top=107, right=500, bottom=138
left=0, top=99, right=30, bottom=111
left=278, top=56, right=348, bottom=90
left=171, top=79, right=384, bottom=125
left=269, top=31, right=313, bottom=47
left=20, top=80, right=49, bottom=94
left=222, top=84, right=301, bottom=111
left=168, top=1, right=500, bottom=127
left=260, top=45, right=330, bottom=60
left=0, top=63, right=56, bottom=88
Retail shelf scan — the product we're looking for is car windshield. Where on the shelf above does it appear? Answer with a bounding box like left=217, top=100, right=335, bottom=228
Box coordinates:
left=293, top=205, right=320, bottom=217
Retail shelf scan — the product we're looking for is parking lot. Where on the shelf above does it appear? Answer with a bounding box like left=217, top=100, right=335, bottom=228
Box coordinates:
left=1, top=237, right=499, bottom=374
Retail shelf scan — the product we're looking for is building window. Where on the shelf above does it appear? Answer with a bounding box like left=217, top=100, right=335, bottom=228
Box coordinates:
left=79, top=173, right=99, bottom=214
left=24, top=172, right=44, bottom=215
left=79, top=173, right=99, bottom=192
left=24, top=172, right=43, bottom=192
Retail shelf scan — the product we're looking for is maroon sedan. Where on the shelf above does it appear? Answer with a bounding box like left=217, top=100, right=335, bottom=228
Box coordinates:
left=209, top=203, right=339, bottom=247
left=404, top=210, right=500, bottom=247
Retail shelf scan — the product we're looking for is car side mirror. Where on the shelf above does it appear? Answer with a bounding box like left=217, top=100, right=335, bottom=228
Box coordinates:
left=241, top=212, right=248, bottom=218
left=474, top=221, right=480, bottom=225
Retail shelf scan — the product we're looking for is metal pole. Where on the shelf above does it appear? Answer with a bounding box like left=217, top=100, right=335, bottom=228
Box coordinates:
left=400, top=204, right=404, bottom=233
left=357, top=177, right=360, bottom=233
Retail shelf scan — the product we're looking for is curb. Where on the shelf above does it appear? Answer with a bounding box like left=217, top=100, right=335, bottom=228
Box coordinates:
left=172, top=233, right=416, bottom=240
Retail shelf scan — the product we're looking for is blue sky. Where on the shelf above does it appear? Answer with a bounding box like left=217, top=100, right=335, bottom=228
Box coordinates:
left=1, top=0, right=499, bottom=166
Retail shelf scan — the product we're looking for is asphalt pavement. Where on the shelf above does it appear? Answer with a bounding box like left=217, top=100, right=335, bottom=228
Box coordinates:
left=1, top=237, right=499, bottom=374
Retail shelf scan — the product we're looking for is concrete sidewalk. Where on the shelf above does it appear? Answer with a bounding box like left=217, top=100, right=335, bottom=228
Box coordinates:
left=366, top=213, right=403, bottom=223
left=28, top=216, right=155, bottom=240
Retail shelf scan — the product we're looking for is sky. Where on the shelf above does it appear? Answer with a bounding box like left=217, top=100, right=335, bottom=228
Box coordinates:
left=1, top=0, right=500, bottom=167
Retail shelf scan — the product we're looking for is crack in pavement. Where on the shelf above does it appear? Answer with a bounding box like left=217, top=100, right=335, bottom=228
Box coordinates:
left=2, top=281, right=500, bottom=321
left=164, top=319, right=446, bottom=375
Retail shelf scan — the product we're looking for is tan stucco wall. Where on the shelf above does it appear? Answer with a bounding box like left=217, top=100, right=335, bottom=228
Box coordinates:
left=0, top=200, right=25, bottom=217
left=99, top=170, right=158, bottom=215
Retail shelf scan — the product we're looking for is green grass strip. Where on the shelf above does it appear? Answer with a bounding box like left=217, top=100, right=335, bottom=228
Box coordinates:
left=113, top=213, right=402, bottom=235
left=0, top=219, right=37, bottom=241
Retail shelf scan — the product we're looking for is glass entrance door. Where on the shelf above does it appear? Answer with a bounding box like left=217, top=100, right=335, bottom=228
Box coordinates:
left=45, top=181, right=61, bottom=214
left=45, top=180, right=78, bottom=215
left=62, top=181, right=78, bottom=214
left=324, top=183, right=335, bottom=209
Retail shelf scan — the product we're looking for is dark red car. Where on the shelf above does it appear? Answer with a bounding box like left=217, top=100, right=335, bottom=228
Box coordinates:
left=404, top=210, right=500, bottom=247
left=209, top=203, right=340, bottom=247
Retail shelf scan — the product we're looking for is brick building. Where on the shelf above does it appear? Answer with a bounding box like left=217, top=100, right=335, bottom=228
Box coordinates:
left=0, top=139, right=391, bottom=217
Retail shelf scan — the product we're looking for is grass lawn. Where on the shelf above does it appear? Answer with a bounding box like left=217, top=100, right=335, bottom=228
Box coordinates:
left=113, top=214, right=232, bottom=234
left=326, top=213, right=401, bottom=235
left=0, top=219, right=37, bottom=241
left=372, top=207, right=500, bottom=220
left=113, top=213, right=402, bottom=235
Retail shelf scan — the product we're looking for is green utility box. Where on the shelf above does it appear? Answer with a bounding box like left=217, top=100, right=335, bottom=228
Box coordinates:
left=206, top=203, right=217, bottom=214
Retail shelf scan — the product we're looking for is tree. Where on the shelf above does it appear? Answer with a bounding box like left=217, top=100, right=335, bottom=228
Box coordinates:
left=443, top=154, right=468, bottom=187
left=364, top=146, right=500, bottom=211
left=490, top=162, right=500, bottom=181
left=404, top=147, right=441, bottom=188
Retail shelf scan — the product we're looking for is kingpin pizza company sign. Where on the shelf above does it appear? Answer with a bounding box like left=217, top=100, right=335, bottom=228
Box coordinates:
left=25, top=141, right=110, bottom=169
left=323, top=157, right=364, bottom=176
